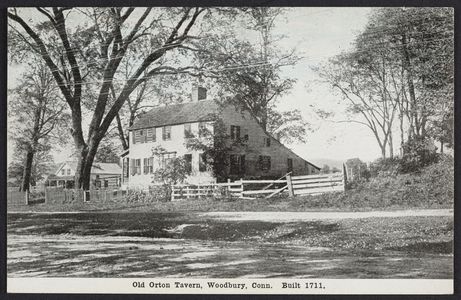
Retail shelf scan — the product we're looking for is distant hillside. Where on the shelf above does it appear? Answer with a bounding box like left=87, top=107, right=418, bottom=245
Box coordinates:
left=309, top=158, right=345, bottom=170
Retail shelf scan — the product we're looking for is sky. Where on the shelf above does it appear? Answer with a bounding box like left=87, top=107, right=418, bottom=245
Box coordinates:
left=269, top=7, right=377, bottom=165
left=7, top=7, right=377, bottom=167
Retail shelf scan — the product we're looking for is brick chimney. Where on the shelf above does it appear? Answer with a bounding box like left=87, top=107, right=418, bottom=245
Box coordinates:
left=192, top=85, right=207, bottom=101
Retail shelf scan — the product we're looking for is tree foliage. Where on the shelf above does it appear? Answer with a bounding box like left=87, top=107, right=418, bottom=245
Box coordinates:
left=151, top=146, right=190, bottom=185
left=8, top=57, right=68, bottom=190
left=185, top=115, right=247, bottom=182
left=8, top=7, right=228, bottom=192
left=313, top=8, right=454, bottom=158
left=345, top=158, right=370, bottom=182
left=267, top=108, right=310, bottom=144
left=94, top=139, right=120, bottom=164
left=192, top=7, right=308, bottom=143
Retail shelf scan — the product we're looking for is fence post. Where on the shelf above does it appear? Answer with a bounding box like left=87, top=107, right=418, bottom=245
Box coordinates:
left=171, top=186, right=175, bottom=201
left=286, top=174, right=294, bottom=197
left=342, top=163, right=347, bottom=191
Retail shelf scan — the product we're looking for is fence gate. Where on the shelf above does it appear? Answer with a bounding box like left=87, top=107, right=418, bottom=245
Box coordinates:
left=288, top=172, right=345, bottom=196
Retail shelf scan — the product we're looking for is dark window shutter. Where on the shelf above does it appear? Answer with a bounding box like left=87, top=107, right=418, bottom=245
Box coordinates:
left=124, top=158, right=129, bottom=177
left=130, top=159, right=136, bottom=175
left=229, top=155, right=237, bottom=174
left=146, top=128, right=152, bottom=142
left=240, top=155, right=245, bottom=174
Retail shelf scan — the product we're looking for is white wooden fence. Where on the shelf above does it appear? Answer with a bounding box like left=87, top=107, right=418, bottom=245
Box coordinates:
left=43, top=186, right=126, bottom=204
left=171, top=182, right=243, bottom=201
left=171, top=170, right=345, bottom=201
left=288, top=173, right=345, bottom=196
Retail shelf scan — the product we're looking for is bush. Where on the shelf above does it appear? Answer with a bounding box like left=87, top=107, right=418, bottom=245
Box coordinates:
left=148, top=184, right=171, bottom=202
left=125, top=190, right=150, bottom=203
left=398, top=137, right=439, bottom=174
left=369, top=157, right=400, bottom=177
left=125, top=185, right=172, bottom=203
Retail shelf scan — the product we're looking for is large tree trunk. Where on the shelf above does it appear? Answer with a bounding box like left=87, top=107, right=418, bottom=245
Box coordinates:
left=381, top=144, right=386, bottom=159
left=402, top=34, right=420, bottom=140
left=74, top=136, right=101, bottom=201
left=21, top=151, right=34, bottom=192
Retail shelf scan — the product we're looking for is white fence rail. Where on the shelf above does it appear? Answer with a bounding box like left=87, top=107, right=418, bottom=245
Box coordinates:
left=171, top=170, right=345, bottom=201
left=171, top=182, right=243, bottom=201
left=289, top=173, right=345, bottom=196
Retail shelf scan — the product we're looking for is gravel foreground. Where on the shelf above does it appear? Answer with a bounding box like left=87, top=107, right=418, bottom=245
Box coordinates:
left=7, top=210, right=453, bottom=278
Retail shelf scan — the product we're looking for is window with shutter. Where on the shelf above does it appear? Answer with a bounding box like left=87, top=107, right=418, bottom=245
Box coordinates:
left=146, top=128, right=151, bottom=142
left=134, top=130, right=141, bottom=144
left=145, top=127, right=156, bottom=142
left=259, top=155, right=271, bottom=170
left=230, top=154, right=245, bottom=175
left=140, top=130, right=146, bottom=143
left=135, top=159, right=141, bottom=175
left=149, top=157, right=154, bottom=173
left=163, top=126, right=171, bottom=140
left=264, top=137, right=271, bottom=147
left=143, top=158, right=148, bottom=174
left=130, top=159, right=136, bottom=175
left=230, top=125, right=241, bottom=140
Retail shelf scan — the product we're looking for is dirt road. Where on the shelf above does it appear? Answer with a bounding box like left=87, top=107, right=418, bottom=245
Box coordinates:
left=199, top=209, right=453, bottom=222
left=7, top=210, right=453, bottom=278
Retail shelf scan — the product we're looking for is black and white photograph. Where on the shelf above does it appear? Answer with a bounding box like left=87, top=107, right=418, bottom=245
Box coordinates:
left=5, top=6, right=454, bottom=294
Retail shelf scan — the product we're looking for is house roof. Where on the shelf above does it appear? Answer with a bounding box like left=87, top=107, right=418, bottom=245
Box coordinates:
left=128, top=99, right=320, bottom=170
left=56, top=161, right=121, bottom=175
left=91, top=162, right=122, bottom=174
left=268, top=136, right=321, bottom=170
left=128, top=100, right=221, bottom=130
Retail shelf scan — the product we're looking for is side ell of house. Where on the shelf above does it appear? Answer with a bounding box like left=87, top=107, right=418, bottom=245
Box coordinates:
left=122, top=97, right=319, bottom=189
left=47, top=161, right=122, bottom=189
